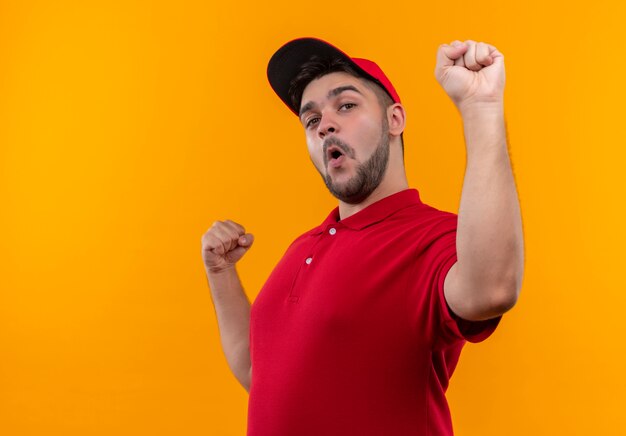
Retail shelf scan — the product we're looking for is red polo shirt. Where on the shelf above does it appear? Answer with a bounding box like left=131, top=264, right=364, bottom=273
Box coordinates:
left=248, top=188, right=501, bottom=435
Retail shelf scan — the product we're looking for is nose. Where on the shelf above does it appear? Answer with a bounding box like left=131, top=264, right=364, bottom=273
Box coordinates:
left=317, top=112, right=339, bottom=140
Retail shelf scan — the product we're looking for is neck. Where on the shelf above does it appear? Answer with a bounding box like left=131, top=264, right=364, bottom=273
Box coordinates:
left=338, top=184, right=408, bottom=220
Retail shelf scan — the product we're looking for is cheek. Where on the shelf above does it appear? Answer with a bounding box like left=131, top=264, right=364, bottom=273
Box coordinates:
left=306, top=136, right=325, bottom=169
left=351, top=115, right=383, bottom=156
left=359, top=113, right=383, bottom=138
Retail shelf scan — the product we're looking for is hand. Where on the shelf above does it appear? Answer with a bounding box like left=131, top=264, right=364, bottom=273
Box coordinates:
left=201, top=220, right=254, bottom=274
left=434, top=40, right=505, bottom=114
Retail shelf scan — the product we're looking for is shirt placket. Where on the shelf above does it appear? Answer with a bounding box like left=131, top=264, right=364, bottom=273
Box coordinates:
left=286, top=224, right=341, bottom=303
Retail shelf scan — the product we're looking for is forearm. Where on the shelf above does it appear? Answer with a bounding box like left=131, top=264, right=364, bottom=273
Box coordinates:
left=455, top=106, right=524, bottom=308
left=206, top=266, right=251, bottom=392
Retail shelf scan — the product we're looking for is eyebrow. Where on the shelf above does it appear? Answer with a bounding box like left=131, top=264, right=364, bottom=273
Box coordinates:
left=299, top=85, right=363, bottom=119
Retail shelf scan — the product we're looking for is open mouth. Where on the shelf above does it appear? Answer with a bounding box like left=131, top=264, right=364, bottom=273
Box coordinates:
left=326, top=146, right=347, bottom=169
left=326, top=146, right=344, bottom=162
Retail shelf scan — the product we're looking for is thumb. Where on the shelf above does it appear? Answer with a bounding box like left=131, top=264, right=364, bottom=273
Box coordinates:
left=225, top=234, right=255, bottom=264
left=238, top=233, right=254, bottom=248
left=435, top=43, right=468, bottom=74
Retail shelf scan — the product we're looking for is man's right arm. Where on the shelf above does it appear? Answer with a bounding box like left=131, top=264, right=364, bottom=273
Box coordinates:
left=201, top=220, right=255, bottom=393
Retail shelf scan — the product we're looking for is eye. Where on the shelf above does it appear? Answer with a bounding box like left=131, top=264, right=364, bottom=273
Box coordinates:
left=340, top=103, right=356, bottom=110
left=305, top=117, right=320, bottom=129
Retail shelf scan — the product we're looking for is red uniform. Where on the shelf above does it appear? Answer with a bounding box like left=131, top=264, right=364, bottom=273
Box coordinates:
left=248, top=188, right=501, bottom=435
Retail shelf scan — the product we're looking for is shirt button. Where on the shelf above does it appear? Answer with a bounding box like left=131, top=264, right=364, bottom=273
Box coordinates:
left=305, top=257, right=313, bottom=265
left=329, top=228, right=337, bottom=235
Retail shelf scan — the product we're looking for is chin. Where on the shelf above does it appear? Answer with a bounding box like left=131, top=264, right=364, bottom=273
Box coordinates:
left=327, top=173, right=353, bottom=189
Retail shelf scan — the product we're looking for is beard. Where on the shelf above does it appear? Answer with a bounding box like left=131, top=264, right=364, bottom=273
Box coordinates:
left=320, top=117, right=390, bottom=205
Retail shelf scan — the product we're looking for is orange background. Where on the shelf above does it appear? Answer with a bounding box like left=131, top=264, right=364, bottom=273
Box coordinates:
left=1, top=1, right=624, bottom=435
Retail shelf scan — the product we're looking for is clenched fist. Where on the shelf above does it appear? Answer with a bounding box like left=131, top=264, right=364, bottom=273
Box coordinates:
left=201, top=220, right=254, bottom=274
left=434, top=39, right=505, bottom=114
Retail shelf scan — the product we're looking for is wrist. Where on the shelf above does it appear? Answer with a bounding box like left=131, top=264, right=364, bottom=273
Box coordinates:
left=458, top=101, right=504, bottom=120
left=206, top=263, right=237, bottom=277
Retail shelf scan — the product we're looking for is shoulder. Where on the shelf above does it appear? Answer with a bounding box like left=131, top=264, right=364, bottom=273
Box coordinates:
left=386, top=201, right=458, bottom=241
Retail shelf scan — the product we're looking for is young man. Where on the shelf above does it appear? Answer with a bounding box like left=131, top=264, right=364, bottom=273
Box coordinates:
left=201, top=37, right=524, bottom=435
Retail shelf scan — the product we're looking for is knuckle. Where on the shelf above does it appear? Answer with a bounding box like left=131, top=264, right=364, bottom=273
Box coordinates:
left=230, top=221, right=246, bottom=234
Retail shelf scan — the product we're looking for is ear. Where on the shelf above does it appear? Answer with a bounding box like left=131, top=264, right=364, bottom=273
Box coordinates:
left=387, top=103, right=406, bottom=138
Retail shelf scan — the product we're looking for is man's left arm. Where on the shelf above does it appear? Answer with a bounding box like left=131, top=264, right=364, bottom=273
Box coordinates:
left=435, top=40, right=525, bottom=322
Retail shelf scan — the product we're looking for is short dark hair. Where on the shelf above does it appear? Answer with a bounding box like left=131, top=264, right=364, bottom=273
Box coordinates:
left=288, top=55, right=404, bottom=151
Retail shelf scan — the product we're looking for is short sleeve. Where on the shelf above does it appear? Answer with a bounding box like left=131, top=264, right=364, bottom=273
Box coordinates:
left=421, top=218, right=503, bottom=350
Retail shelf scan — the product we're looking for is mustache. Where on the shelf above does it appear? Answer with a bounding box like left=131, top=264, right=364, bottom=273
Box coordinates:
left=323, top=136, right=355, bottom=160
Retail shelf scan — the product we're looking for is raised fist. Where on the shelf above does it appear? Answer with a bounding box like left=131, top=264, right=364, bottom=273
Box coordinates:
left=434, top=39, right=505, bottom=113
left=201, top=220, right=254, bottom=274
